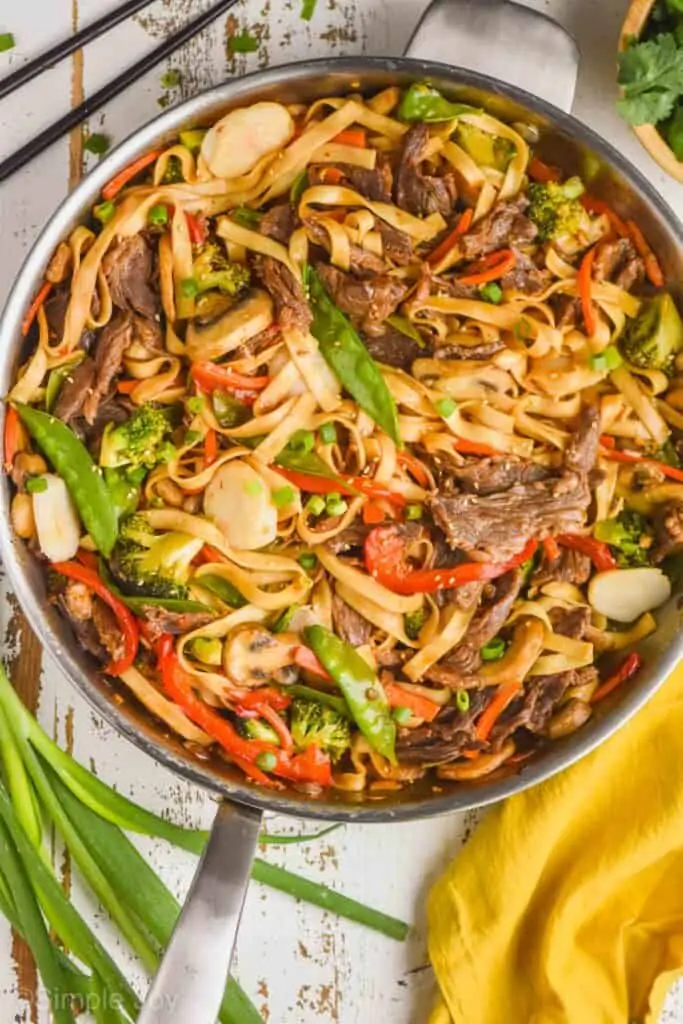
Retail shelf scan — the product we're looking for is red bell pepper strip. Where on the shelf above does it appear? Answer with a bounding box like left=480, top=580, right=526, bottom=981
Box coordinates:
left=475, top=682, right=521, bottom=742
left=527, top=156, right=562, bottom=183
left=542, top=536, right=561, bottom=562
left=427, top=208, right=474, bottom=266
left=51, top=561, right=139, bottom=675
left=185, top=212, right=206, bottom=245
left=197, top=544, right=229, bottom=565
left=21, top=281, right=53, bottom=337
left=557, top=533, right=617, bottom=572
left=580, top=195, right=629, bottom=238
left=116, top=379, right=139, bottom=395
left=625, top=219, right=664, bottom=288
left=293, top=646, right=332, bottom=681
left=3, top=406, right=21, bottom=472
left=74, top=548, right=100, bottom=572
left=457, top=248, right=516, bottom=286
left=364, top=525, right=538, bottom=595
left=397, top=450, right=431, bottom=488
left=591, top=651, right=642, bottom=704
left=101, top=149, right=164, bottom=200
left=578, top=246, right=597, bottom=337
left=384, top=682, right=440, bottom=723
left=270, top=743, right=332, bottom=786
left=362, top=500, right=388, bottom=525
left=235, top=687, right=291, bottom=712
left=599, top=439, right=683, bottom=484
left=273, top=467, right=406, bottom=507
left=191, top=362, right=271, bottom=394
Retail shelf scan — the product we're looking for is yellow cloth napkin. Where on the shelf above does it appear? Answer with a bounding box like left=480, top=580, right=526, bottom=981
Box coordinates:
left=427, top=664, right=683, bottom=1024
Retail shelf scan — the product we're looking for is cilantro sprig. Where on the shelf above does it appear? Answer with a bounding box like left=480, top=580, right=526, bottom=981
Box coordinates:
left=617, top=32, right=683, bottom=126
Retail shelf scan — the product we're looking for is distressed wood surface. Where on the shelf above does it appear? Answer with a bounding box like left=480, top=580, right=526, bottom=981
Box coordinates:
left=0, top=1, right=682, bottom=1020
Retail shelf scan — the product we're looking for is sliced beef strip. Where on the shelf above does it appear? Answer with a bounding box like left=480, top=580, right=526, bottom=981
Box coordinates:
left=532, top=545, right=592, bottom=588
left=459, top=195, right=537, bottom=261
left=395, top=124, right=458, bottom=219
left=92, top=601, right=126, bottom=663
left=424, top=569, right=523, bottom=686
left=253, top=256, right=312, bottom=331
left=377, top=221, right=413, bottom=266
left=326, top=522, right=372, bottom=555
left=489, top=672, right=570, bottom=748
left=53, top=357, right=96, bottom=424
left=652, top=502, right=683, bottom=562
left=435, top=338, right=506, bottom=361
left=551, top=294, right=582, bottom=329
left=44, top=288, right=70, bottom=343
left=139, top=607, right=214, bottom=642
left=548, top=604, right=590, bottom=640
left=564, top=405, right=600, bottom=477
left=361, top=325, right=428, bottom=371
left=133, top=314, right=164, bottom=351
left=592, top=238, right=644, bottom=292
left=438, top=278, right=480, bottom=300
left=260, top=203, right=299, bottom=245
left=308, top=161, right=394, bottom=203
left=103, top=235, right=159, bottom=319
left=448, top=456, right=551, bottom=496
left=82, top=312, right=134, bottom=425
left=331, top=594, right=373, bottom=648
left=396, top=692, right=487, bottom=764
left=501, top=249, right=551, bottom=295
left=314, top=263, right=408, bottom=334
left=58, top=580, right=124, bottom=664
left=305, top=220, right=387, bottom=277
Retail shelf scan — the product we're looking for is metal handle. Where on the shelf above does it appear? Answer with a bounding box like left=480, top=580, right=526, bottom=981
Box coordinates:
left=138, top=800, right=262, bottom=1024
left=405, top=0, right=579, bottom=114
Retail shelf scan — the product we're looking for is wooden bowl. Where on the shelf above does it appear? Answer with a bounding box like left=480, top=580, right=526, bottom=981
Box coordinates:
left=619, top=0, right=683, bottom=182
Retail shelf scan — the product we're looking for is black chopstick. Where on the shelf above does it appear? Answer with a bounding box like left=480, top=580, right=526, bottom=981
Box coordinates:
left=0, top=0, right=239, bottom=185
left=0, top=0, right=158, bottom=102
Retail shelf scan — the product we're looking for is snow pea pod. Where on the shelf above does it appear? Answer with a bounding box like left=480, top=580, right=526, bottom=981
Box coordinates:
left=306, top=267, right=401, bottom=446
left=397, top=83, right=478, bottom=123
left=13, top=404, right=118, bottom=557
left=303, top=625, right=396, bottom=762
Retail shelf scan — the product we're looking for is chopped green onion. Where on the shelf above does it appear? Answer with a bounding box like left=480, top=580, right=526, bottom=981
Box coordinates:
left=392, top=706, right=413, bottom=725
left=326, top=497, right=348, bottom=517
left=301, top=0, right=318, bottom=19
left=306, top=495, right=326, bottom=517
left=290, top=170, right=309, bottom=203
left=272, top=604, right=299, bottom=633
left=180, top=128, right=206, bottom=152
left=436, top=396, right=457, bottom=418
left=93, top=200, right=115, bottom=224
left=84, top=132, right=110, bottom=155
left=0, top=33, right=15, bottom=52
left=256, top=751, right=278, bottom=772
left=479, top=282, right=503, bottom=304
left=232, top=206, right=262, bottom=228
left=589, top=345, right=623, bottom=373
left=186, top=395, right=205, bottom=414
left=230, top=29, right=259, bottom=54
left=160, top=68, right=181, bottom=88
left=289, top=429, right=315, bottom=453
left=272, top=485, right=295, bottom=508
left=148, top=203, right=169, bottom=227
left=184, top=429, right=202, bottom=446
left=180, top=276, right=199, bottom=298
left=480, top=637, right=507, bottom=662
left=318, top=422, right=337, bottom=445
left=456, top=689, right=471, bottom=712
left=298, top=552, right=318, bottom=571
left=25, top=477, right=47, bottom=494
left=405, top=503, right=423, bottom=521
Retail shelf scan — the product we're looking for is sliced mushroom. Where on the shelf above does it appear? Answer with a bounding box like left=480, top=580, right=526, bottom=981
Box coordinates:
left=223, top=626, right=297, bottom=688
left=185, top=289, right=274, bottom=362
left=436, top=740, right=515, bottom=780
left=546, top=699, right=592, bottom=740
left=204, top=460, right=278, bottom=550
left=201, top=102, right=295, bottom=179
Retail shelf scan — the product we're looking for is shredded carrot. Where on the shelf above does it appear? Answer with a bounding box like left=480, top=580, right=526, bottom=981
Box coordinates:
left=362, top=501, right=386, bottom=525
left=457, top=248, right=516, bottom=286
left=592, top=652, right=642, bottom=704
left=452, top=438, right=502, bottom=457
left=102, top=149, right=164, bottom=201
left=320, top=167, right=344, bottom=185
left=626, top=219, right=665, bottom=288
left=528, top=156, right=562, bottom=183
left=3, top=406, right=20, bottom=472
left=580, top=195, right=629, bottom=238
left=204, top=429, right=218, bottom=467
left=599, top=441, right=683, bottom=484
left=21, top=281, right=52, bottom=338
left=578, top=246, right=597, bottom=337
left=543, top=536, right=561, bottom=562
left=384, top=682, right=440, bottom=723
left=427, top=208, right=473, bottom=266
left=116, top=379, right=139, bottom=395
left=397, top=450, right=431, bottom=488
left=475, top=682, right=521, bottom=742
left=332, top=129, right=367, bottom=148
left=185, top=212, right=206, bottom=245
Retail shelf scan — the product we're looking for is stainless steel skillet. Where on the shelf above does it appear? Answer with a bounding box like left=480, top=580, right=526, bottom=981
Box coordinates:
left=0, top=2, right=682, bottom=1020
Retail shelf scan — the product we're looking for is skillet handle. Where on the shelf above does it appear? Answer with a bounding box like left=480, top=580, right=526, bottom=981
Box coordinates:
left=404, top=0, right=579, bottom=114
left=137, top=800, right=262, bottom=1024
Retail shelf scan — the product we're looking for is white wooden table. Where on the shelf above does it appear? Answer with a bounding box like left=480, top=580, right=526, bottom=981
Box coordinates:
left=0, top=1, right=681, bottom=1021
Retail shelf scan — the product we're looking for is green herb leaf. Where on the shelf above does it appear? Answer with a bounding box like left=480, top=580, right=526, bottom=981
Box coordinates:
left=84, top=132, right=110, bottom=155
left=230, top=29, right=259, bottom=54
left=301, top=0, right=318, bottom=20
left=0, top=33, right=16, bottom=52
left=617, top=33, right=683, bottom=126
left=93, top=200, right=116, bottom=225
left=290, top=170, right=310, bottom=202
left=160, top=68, right=181, bottom=89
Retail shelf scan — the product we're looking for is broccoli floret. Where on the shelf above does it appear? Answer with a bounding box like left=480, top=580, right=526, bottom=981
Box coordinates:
left=193, top=243, right=251, bottom=297
left=100, top=404, right=175, bottom=471
left=594, top=509, right=653, bottom=567
left=111, top=517, right=204, bottom=599
left=527, top=176, right=586, bottom=241
left=290, top=698, right=351, bottom=762
left=619, top=293, right=683, bottom=377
